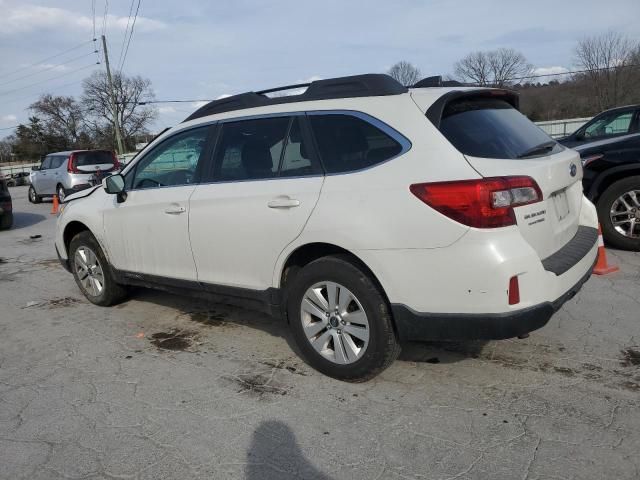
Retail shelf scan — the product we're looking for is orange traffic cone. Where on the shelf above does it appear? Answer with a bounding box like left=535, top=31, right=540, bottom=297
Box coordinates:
left=593, top=224, right=619, bottom=275
left=50, top=194, right=59, bottom=215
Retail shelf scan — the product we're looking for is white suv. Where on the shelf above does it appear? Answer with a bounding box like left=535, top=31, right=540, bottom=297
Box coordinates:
left=54, top=74, right=599, bottom=381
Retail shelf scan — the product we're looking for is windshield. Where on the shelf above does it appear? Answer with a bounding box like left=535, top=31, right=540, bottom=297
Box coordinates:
left=439, top=97, right=563, bottom=159
left=75, top=151, right=114, bottom=166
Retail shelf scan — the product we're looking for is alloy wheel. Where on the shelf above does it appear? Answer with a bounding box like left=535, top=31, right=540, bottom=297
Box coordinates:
left=300, top=281, right=370, bottom=365
left=74, top=246, right=105, bottom=296
left=57, top=187, right=65, bottom=202
left=610, top=189, right=640, bottom=239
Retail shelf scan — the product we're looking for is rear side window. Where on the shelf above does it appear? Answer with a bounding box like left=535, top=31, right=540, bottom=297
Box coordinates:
left=41, top=157, right=52, bottom=170
left=310, top=114, right=402, bottom=173
left=75, top=151, right=114, bottom=166
left=50, top=156, right=67, bottom=169
left=439, top=98, right=563, bottom=159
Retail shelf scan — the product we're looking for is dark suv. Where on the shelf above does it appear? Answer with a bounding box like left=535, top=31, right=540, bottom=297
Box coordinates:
left=0, top=179, right=13, bottom=230
left=559, top=104, right=640, bottom=250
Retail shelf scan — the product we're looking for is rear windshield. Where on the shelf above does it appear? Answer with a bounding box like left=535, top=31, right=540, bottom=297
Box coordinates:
left=75, top=151, right=114, bottom=166
left=439, top=98, right=563, bottom=159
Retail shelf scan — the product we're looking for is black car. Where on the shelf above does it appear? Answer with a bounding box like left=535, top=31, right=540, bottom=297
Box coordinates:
left=0, top=179, right=13, bottom=230
left=559, top=104, right=640, bottom=250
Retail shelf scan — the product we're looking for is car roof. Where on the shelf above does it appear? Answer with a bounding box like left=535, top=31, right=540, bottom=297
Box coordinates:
left=595, top=104, right=640, bottom=116
left=46, top=149, right=111, bottom=156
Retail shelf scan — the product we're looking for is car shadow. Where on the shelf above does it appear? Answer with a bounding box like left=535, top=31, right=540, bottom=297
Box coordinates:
left=122, top=287, right=486, bottom=366
left=246, top=420, right=333, bottom=480
left=399, top=340, right=489, bottom=365
left=9, top=212, right=47, bottom=230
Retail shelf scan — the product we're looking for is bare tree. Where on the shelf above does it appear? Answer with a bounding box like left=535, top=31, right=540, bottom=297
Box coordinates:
left=454, top=48, right=533, bottom=87
left=387, top=61, right=421, bottom=86
left=82, top=71, right=157, bottom=150
left=29, top=95, right=87, bottom=148
left=574, top=32, right=640, bottom=110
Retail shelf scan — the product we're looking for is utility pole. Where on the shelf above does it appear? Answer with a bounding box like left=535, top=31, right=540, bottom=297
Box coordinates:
left=101, top=35, right=125, bottom=155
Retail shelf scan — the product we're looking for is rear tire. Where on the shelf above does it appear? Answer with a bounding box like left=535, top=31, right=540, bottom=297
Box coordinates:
left=56, top=184, right=66, bottom=203
left=597, top=176, right=640, bottom=251
left=69, top=231, right=127, bottom=306
left=286, top=255, right=400, bottom=382
left=28, top=185, right=41, bottom=204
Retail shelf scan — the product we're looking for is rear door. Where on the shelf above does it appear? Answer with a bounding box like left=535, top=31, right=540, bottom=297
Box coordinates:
left=35, top=156, right=53, bottom=194
left=189, top=115, right=324, bottom=291
left=426, top=93, right=584, bottom=259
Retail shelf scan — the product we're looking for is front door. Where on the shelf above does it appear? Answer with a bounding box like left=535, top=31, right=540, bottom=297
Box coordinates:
left=189, top=116, right=324, bottom=291
left=102, top=126, right=213, bottom=280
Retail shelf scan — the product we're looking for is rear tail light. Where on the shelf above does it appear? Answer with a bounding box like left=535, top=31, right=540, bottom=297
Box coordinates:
left=111, top=152, right=121, bottom=171
left=409, top=176, right=542, bottom=228
left=67, top=153, right=80, bottom=174
left=508, top=276, right=520, bottom=305
left=581, top=153, right=603, bottom=167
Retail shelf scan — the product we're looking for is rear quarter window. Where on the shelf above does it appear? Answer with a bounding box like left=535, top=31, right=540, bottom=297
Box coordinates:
left=438, top=97, right=563, bottom=159
left=309, top=114, right=403, bottom=173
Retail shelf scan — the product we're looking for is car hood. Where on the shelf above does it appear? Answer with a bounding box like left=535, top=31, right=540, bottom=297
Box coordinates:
left=63, top=185, right=100, bottom=203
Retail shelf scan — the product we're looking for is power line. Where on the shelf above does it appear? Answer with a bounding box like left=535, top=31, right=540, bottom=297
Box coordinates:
left=117, top=0, right=137, bottom=70
left=0, top=63, right=100, bottom=97
left=0, top=40, right=96, bottom=81
left=2, top=79, right=85, bottom=108
left=118, top=0, right=142, bottom=73
left=0, top=125, right=18, bottom=131
left=0, top=51, right=98, bottom=88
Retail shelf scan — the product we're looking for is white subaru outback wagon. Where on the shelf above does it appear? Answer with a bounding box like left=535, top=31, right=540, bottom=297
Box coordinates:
left=55, top=74, right=599, bottom=381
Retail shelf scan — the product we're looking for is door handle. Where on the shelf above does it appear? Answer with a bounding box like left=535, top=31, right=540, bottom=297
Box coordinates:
left=268, top=197, right=300, bottom=209
left=164, top=206, right=186, bottom=215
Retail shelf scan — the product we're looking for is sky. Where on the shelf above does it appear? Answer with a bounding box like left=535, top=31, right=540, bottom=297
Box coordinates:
left=1, top=0, right=639, bottom=138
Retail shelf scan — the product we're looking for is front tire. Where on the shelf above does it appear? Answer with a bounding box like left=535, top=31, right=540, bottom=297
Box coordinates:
left=69, top=231, right=127, bottom=306
left=28, top=185, right=41, bottom=204
left=286, top=255, right=400, bottom=382
left=597, top=176, right=640, bottom=251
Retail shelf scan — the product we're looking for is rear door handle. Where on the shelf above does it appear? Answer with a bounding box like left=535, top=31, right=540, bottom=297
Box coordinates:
left=268, top=197, right=300, bottom=209
left=164, top=206, right=186, bottom=215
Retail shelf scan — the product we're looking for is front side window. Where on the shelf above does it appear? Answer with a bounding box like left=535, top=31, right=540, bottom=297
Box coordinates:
left=131, top=126, right=209, bottom=189
left=310, top=114, right=403, bottom=173
left=213, top=117, right=289, bottom=181
left=584, top=111, right=633, bottom=139
left=439, top=97, right=563, bottom=159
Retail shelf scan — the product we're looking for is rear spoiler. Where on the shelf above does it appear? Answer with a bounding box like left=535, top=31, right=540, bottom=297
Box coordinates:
left=425, top=89, right=519, bottom=129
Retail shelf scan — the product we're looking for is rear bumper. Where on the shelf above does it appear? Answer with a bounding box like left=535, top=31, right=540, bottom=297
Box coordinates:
left=392, top=256, right=596, bottom=341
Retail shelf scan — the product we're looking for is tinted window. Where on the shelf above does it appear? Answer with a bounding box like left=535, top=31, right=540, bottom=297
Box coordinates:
left=584, top=111, right=633, bottom=139
left=213, top=117, right=289, bottom=181
left=439, top=98, right=562, bottom=159
left=50, top=156, right=67, bottom=169
left=40, top=156, right=52, bottom=170
left=279, top=118, right=319, bottom=177
left=75, top=151, right=114, bottom=166
left=310, top=114, right=402, bottom=173
left=131, top=126, right=209, bottom=189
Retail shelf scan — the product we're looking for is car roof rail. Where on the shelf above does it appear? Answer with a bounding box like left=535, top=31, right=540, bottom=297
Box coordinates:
left=413, top=75, right=464, bottom=88
left=183, top=73, right=408, bottom=122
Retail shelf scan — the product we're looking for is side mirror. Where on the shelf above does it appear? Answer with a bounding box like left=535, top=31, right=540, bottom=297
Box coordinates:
left=103, top=174, right=127, bottom=203
left=574, top=131, right=585, bottom=141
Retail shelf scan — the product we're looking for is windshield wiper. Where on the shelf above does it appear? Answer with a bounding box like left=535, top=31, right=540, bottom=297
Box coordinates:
left=517, top=141, right=556, bottom=159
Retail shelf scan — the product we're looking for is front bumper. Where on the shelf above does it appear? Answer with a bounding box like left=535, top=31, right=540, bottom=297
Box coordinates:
left=56, top=244, right=71, bottom=272
left=392, top=256, right=596, bottom=341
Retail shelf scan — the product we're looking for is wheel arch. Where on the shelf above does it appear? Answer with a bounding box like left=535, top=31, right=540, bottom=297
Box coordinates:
left=62, top=221, right=92, bottom=256
left=588, top=165, right=640, bottom=202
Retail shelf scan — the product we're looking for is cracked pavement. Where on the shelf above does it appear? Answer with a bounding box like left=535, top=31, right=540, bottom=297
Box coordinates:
left=1, top=185, right=639, bottom=479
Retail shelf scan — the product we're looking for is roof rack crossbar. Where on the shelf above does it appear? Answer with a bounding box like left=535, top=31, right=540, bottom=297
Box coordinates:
left=256, top=82, right=310, bottom=95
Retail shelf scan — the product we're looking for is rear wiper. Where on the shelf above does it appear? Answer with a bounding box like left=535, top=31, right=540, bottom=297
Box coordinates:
left=517, top=141, right=556, bottom=158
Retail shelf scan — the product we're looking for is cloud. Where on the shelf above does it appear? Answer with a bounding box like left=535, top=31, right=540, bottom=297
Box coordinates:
left=157, top=106, right=176, bottom=114
left=1, top=114, right=17, bottom=123
left=0, top=1, right=165, bottom=35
